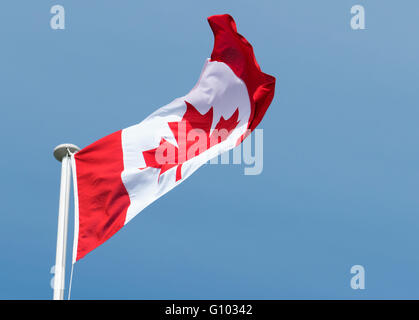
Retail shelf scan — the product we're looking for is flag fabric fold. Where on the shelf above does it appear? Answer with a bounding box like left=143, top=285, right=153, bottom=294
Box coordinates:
left=71, top=14, right=276, bottom=262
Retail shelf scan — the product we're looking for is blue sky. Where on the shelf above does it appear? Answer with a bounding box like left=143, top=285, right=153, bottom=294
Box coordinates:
left=1, top=0, right=419, bottom=299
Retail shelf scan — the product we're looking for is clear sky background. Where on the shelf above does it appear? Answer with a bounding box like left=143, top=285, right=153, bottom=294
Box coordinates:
left=1, top=1, right=418, bottom=299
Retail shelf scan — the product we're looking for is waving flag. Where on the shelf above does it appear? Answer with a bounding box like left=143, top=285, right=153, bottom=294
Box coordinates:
left=71, top=14, right=276, bottom=262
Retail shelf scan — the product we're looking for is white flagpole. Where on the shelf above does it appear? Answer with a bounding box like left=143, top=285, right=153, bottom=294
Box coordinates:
left=53, top=144, right=80, bottom=300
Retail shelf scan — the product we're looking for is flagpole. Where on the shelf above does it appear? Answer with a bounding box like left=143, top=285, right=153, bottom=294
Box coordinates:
left=53, top=144, right=80, bottom=300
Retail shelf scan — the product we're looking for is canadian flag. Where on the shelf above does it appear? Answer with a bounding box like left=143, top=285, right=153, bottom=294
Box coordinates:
left=71, top=14, right=275, bottom=262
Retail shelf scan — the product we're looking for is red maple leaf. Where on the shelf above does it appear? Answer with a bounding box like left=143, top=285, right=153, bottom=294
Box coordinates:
left=140, top=101, right=239, bottom=182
